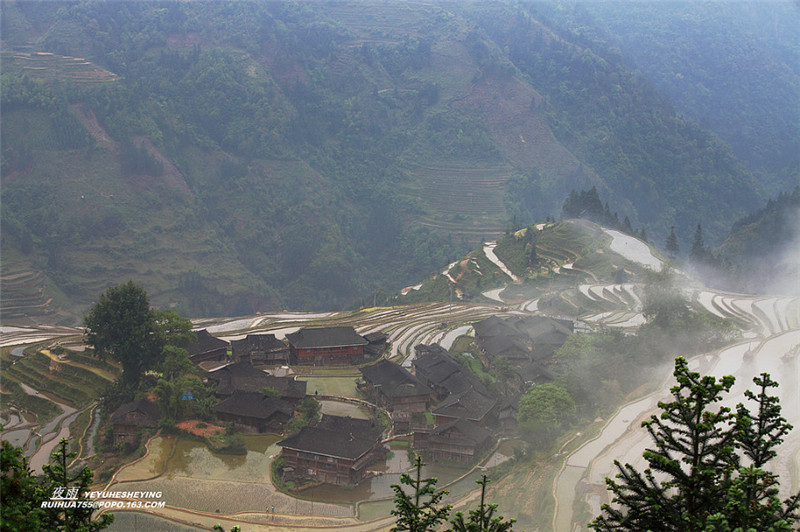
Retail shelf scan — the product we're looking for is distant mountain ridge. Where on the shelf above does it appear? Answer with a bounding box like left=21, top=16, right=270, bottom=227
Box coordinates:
left=1, top=1, right=795, bottom=323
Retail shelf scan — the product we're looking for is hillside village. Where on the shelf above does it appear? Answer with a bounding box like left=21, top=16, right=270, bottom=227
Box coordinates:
left=3, top=216, right=799, bottom=531
left=111, top=315, right=574, bottom=487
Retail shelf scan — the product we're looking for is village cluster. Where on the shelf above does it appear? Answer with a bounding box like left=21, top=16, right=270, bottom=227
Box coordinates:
left=110, top=315, right=573, bottom=487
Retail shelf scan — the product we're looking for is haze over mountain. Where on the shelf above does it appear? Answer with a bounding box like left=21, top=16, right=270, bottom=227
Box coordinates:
left=1, top=1, right=797, bottom=323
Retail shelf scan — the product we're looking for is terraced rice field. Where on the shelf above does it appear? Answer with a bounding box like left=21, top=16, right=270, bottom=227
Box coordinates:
left=406, top=162, right=513, bottom=240
left=0, top=269, right=55, bottom=322
left=553, top=290, right=800, bottom=531
left=1, top=51, right=118, bottom=84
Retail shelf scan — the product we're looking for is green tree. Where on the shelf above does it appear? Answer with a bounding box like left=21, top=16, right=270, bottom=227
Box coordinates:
left=690, top=223, right=707, bottom=263
left=449, top=475, right=514, bottom=532
left=160, top=345, right=195, bottom=382
left=665, top=225, right=679, bottom=260
left=40, top=439, right=114, bottom=532
left=1, top=434, right=114, bottom=532
left=84, top=281, right=158, bottom=385
left=590, top=357, right=800, bottom=531
left=1, top=435, right=47, bottom=530
left=152, top=309, right=195, bottom=349
left=287, top=396, right=321, bottom=432
left=517, top=383, right=576, bottom=448
left=262, top=386, right=281, bottom=398
left=725, top=374, right=800, bottom=530
left=84, top=283, right=194, bottom=386
left=391, top=456, right=452, bottom=532
left=641, top=267, right=692, bottom=329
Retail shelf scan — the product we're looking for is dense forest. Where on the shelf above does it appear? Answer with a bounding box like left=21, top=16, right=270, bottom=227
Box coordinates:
left=1, top=1, right=797, bottom=321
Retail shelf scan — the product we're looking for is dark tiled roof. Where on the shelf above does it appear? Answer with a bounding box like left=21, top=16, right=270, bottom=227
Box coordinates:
left=534, top=330, right=571, bottom=347
left=413, top=345, right=462, bottom=385
left=278, top=415, right=383, bottom=460
left=480, top=335, right=531, bottom=360
left=472, top=316, right=520, bottom=339
left=433, top=388, right=496, bottom=422
left=208, top=361, right=270, bottom=396
left=285, top=327, right=368, bottom=349
left=317, top=414, right=382, bottom=436
left=188, top=329, right=229, bottom=357
left=208, top=362, right=307, bottom=399
left=474, top=316, right=573, bottom=351
left=360, top=359, right=432, bottom=399
left=413, top=344, right=489, bottom=397
left=364, top=331, right=388, bottom=344
left=230, top=334, right=287, bottom=356
left=516, top=362, right=556, bottom=384
left=264, top=375, right=307, bottom=400
left=511, top=315, right=573, bottom=338
left=439, top=371, right=489, bottom=397
left=432, top=419, right=492, bottom=446
left=212, top=391, right=294, bottom=420
left=111, top=398, right=160, bottom=426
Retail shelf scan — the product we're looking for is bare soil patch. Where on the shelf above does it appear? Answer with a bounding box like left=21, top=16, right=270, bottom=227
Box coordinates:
left=176, top=420, right=224, bottom=438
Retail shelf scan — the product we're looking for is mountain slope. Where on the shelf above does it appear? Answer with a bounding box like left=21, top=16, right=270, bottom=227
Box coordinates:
left=716, top=186, right=800, bottom=296
left=0, top=1, right=785, bottom=323
left=535, top=0, right=800, bottom=191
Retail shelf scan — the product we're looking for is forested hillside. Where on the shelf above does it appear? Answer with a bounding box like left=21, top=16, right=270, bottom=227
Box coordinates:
left=1, top=1, right=795, bottom=323
left=535, top=1, right=800, bottom=192
left=716, top=186, right=800, bottom=296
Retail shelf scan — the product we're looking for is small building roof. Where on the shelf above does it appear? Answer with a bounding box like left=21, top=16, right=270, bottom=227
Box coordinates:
left=208, top=362, right=307, bottom=399
left=317, top=414, right=382, bottom=436
left=285, top=327, right=368, bottom=349
left=511, top=315, right=573, bottom=338
left=361, top=359, right=432, bottom=399
left=364, top=331, right=388, bottom=344
left=433, top=388, right=496, bottom=423
left=212, top=391, right=293, bottom=420
left=439, top=370, right=489, bottom=397
left=472, top=316, right=520, bottom=339
left=207, top=361, right=270, bottom=396
left=264, top=375, right=307, bottom=400
left=111, top=398, right=160, bottom=427
left=278, top=414, right=383, bottom=460
left=480, top=335, right=531, bottom=360
left=432, top=419, right=492, bottom=446
left=230, top=334, right=287, bottom=356
left=188, top=329, right=229, bottom=358
left=413, top=344, right=462, bottom=385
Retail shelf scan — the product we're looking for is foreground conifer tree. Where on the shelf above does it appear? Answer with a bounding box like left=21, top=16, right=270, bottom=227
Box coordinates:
left=391, top=456, right=452, bottom=532
left=591, top=357, right=800, bottom=531
left=1, top=436, right=113, bottom=531
left=450, top=475, right=515, bottom=532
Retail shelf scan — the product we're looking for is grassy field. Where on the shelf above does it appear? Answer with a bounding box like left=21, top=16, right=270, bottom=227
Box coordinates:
left=297, top=376, right=358, bottom=397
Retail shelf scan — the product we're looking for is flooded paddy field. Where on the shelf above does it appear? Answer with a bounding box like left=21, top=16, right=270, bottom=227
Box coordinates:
left=114, top=436, right=174, bottom=482
left=109, top=433, right=352, bottom=517
left=104, top=430, right=483, bottom=527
